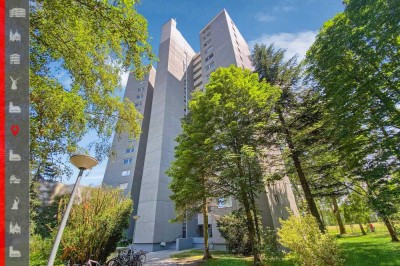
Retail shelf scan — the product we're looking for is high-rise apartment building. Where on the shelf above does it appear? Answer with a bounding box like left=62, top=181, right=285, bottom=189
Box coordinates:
left=102, top=9, right=298, bottom=251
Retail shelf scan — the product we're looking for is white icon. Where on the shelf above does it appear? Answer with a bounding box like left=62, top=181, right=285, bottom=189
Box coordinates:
left=10, top=54, right=20, bottom=65
left=9, top=102, right=21, bottom=113
left=9, top=246, right=21, bottom=258
left=11, top=197, right=19, bottom=210
left=10, top=30, right=21, bottom=42
left=10, top=222, right=21, bottom=234
left=10, top=175, right=21, bottom=184
left=10, top=8, right=26, bottom=18
left=10, top=76, right=20, bottom=90
left=9, top=150, right=21, bottom=161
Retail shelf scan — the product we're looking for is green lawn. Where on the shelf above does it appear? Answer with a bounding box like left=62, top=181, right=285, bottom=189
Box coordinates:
left=171, top=224, right=400, bottom=266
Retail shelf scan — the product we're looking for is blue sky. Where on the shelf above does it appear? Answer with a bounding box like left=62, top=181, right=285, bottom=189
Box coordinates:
left=65, top=0, right=344, bottom=186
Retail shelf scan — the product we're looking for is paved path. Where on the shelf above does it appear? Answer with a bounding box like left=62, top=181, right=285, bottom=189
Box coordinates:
left=144, top=249, right=185, bottom=265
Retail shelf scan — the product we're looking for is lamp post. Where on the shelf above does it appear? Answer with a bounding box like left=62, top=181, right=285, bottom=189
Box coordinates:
left=47, top=154, right=98, bottom=266
left=130, top=215, right=141, bottom=259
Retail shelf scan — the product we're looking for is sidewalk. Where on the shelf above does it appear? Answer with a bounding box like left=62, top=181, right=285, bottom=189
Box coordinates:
left=144, top=249, right=185, bottom=265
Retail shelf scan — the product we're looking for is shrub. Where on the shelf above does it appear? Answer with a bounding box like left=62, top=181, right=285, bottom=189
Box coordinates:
left=59, top=186, right=133, bottom=264
left=260, top=227, right=283, bottom=262
left=30, top=234, right=63, bottom=266
left=278, top=214, right=344, bottom=266
left=217, top=210, right=252, bottom=255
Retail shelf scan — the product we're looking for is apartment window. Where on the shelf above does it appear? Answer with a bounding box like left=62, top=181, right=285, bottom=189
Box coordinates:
left=205, top=61, right=215, bottom=70
left=137, top=87, right=144, bottom=92
left=126, top=147, right=134, bottom=153
left=121, top=170, right=131, bottom=176
left=193, top=60, right=202, bottom=69
left=202, top=26, right=210, bottom=35
left=119, top=182, right=129, bottom=190
left=193, top=67, right=202, bottom=76
left=135, top=102, right=142, bottom=107
left=205, top=53, right=214, bottom=62
left=194, top=75, right=202, bottom=83
left=197, top=224, right=212, bottom=237
left=136, top=94, right=144, bottom=99
left=274, top=193, right=281, bottom=204
left=194, top=81, right=202, bottom=89
left=204, top=45, right=213, bottom=55
left=203, top=31, right=211, bottom=40
left=218, top=197, right=233, bottom=208
left=123, top=158, right=133, bottom=164
left=203, top=38, right=212, bottom=47
left=206, top=72, right=212, bottom=79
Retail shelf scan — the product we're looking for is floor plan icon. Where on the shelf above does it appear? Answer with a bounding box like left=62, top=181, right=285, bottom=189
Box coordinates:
left=9, top=102, right=21, bottom=113
left=9, top=150, right=21, bottom=161
left=9, top=246, right=21, bottom=258
left=9, top=222, right=21, bottom=234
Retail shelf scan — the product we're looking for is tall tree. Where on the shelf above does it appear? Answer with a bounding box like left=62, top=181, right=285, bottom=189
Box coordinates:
left=343, top=187, right=373, bottom=235
left=251, top=44, right=325, bottom=232
left=167, top=100, right=217, bottom=260
left=306, top=0, right=400, bottom=241
left=30, top=0, right=155, bottom=179
left=188, top=66, right=281, bottom=264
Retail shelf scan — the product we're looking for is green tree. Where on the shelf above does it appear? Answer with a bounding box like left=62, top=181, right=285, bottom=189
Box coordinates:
left=189, top=66, right=281, bottom=264
left=57, top=187, right=132, bottom=264
left=167, top=102, right=217, bottom=260
left=30, top=0, right=155, bottom=178
left=216, top=210, right=252, bottom=256
left=343, top=188, right=373, bottom=235
left=306, top=0, right=400, bottom=241
left=251, top=44, right=325, bottom=232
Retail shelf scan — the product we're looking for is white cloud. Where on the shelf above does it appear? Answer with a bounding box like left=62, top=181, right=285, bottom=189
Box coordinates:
left=273, top=5, right=295, bottom=12
left=249, top=31, right=317, bottom=60
left=255, top=13, right=276, bottom=22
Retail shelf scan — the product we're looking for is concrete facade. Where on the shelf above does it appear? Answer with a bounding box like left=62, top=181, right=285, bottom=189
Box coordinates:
left=102, top=9, right=298, bottom=252
left=102, top=66, right=156, bottom=238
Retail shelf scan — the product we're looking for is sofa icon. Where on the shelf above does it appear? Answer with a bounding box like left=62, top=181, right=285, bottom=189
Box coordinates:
left=9, top=246, right=21, bottom=258
left=9, top=150, right=21, bottom=161
left=9, top=102, right=21, bottom=113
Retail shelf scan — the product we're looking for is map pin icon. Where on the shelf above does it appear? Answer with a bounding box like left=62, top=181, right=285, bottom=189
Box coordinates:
left=11, top=125, right=19, bottom=137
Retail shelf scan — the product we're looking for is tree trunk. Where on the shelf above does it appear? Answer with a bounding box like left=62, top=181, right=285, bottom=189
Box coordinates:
left=381, top=215, right=399, bottom=242
left=241, top=192, right=262, bottom=265
left=358, top=223, right=367, bottom=235
left=277, top=109, right=325, bottom=232
left=331, top=197, right=346, bottom=235
left=249, top=190, right=262, bottom=244
left=202, top=193, right=212, bottom=259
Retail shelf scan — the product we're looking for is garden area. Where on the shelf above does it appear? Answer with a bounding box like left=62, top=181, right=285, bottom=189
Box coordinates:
left=169, top=223, right=400, bottom=266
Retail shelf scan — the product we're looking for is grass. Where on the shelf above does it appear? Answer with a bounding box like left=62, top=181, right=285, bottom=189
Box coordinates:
left=170, top=223, right=400, bottom=266
left=171, top=250, right=253, bottom=265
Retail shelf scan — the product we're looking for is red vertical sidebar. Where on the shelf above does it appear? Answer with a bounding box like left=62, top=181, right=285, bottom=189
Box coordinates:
left=0, top=0, right=5, bottom=264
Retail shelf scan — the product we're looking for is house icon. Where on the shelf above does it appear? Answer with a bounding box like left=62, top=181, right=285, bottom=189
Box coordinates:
left=10, top=175, right=21, bottom=184
left=10, top=222, right=21, bottom=234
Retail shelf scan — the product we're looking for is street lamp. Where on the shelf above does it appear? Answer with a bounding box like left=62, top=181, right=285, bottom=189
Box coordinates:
left=47, top=154, right=98, bottom=266
left=130, top=215, right=141, bottom=259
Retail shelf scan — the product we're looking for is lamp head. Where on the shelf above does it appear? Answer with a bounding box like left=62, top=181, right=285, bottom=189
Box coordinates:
left=70, top=154, right=98, bottom=170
